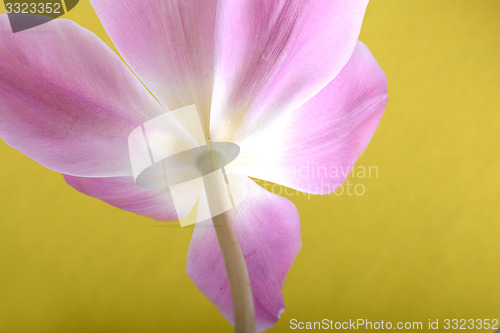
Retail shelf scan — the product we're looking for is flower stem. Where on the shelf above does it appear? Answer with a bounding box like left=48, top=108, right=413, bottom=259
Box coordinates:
left=204, top=145, right=256, bottom=333
left=212, top=211, right=256, bottom=333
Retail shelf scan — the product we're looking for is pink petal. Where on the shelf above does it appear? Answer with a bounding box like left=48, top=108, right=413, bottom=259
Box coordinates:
left=0, top=16, right=162, bottom=177
left=232, top=42, right=388, bottom=194
left=186, top=175, right=301, bottom=332
left=210, top=0, right=369, bottom=143
left=64, top=175, right=177, bottom=221
left=89, top=0, right=218, bottom=132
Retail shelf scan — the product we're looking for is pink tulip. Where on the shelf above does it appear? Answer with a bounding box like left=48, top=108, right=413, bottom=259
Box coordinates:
left=0, top=1, right=387, bottom=332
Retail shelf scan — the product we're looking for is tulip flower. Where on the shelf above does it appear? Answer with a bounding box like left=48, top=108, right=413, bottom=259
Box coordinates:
left=0, top=1, right=387, bottom=332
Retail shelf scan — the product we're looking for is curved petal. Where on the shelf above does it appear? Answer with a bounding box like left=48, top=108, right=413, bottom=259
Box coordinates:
left=186, top=175, right=301, bottom=332
left=64, top=175, right=177, bottom=221
left=232, top=42, right=388, bottom=194
left=210, top=0, right=369, bottom=143
left=89, top=0, right=218, bottom=134
left=0, top=16, right=163, bottom=177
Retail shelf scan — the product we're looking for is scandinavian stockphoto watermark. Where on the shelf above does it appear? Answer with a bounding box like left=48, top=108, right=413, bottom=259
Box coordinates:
left=290, top=318, right=423, bottom=331
left=289, top=318, right=500, bottom=331
left=127, top=105, right=379, bottom=225
left=261, top=163, right=379, bottom=199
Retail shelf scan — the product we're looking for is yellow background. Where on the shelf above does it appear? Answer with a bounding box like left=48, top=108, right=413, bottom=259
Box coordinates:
left=1, top=0, right=500, bottom=332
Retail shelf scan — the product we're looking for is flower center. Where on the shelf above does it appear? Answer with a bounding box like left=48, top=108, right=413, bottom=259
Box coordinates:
left=195, top=142, right=240, bottom=176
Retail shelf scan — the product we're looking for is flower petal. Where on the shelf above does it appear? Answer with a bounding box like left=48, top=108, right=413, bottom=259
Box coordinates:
left=232, top=42, right=388, bottom=194
left=63, top=175, right=177, bottom=221
left=89, top=0, right=218, bottom=133
left=186, top=175, right=301, bottom=332
left=0, top=16, right=162, bottom=177
left=210, top=0, right=369, bottom=143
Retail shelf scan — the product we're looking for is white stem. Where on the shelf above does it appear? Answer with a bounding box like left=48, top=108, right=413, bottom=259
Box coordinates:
left=202, top=148, right=256, bottom=333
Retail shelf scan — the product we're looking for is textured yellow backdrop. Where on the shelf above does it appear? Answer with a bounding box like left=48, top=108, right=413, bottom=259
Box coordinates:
left=1, top=1, right=500, bottom=332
